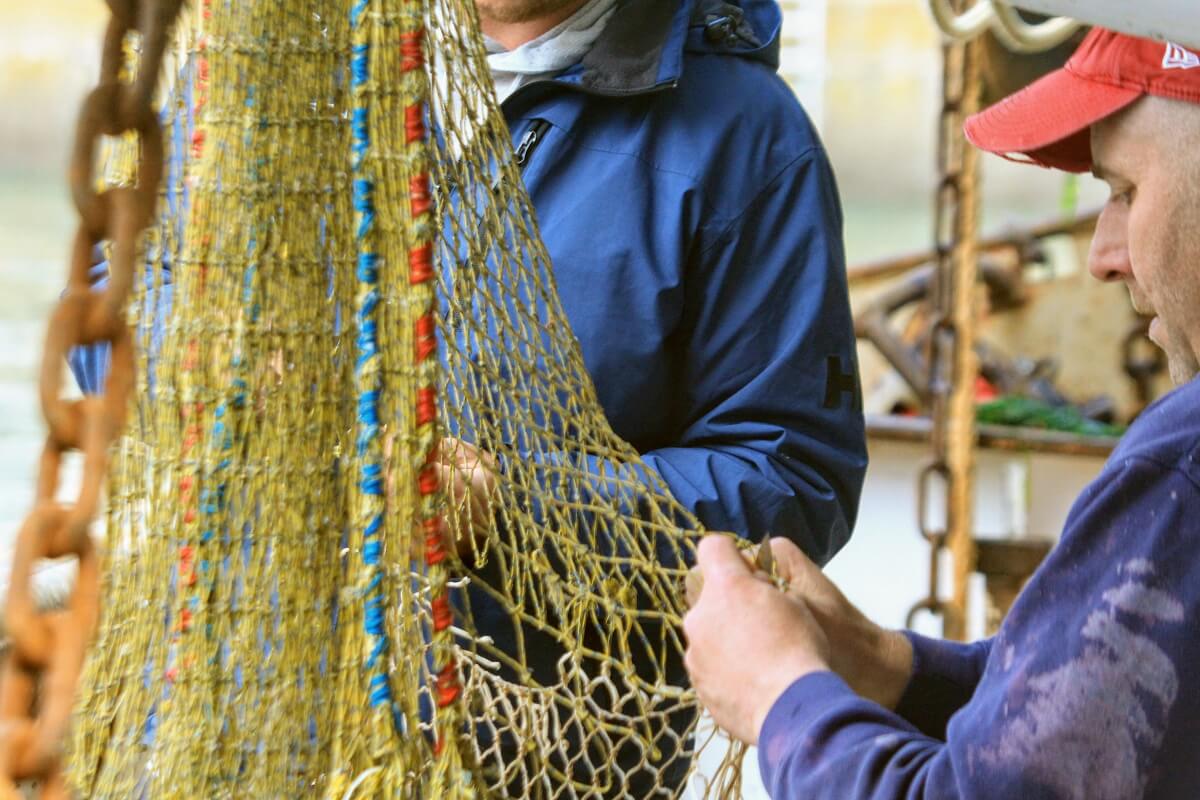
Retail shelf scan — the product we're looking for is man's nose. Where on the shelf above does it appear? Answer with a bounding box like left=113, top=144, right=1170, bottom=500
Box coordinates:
left=1087, top=201, right=1131, bottom=283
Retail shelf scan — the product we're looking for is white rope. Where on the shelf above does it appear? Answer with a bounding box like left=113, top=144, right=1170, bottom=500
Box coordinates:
left=991, top=2, right=1082, bottom=52
left=928, top=0, right=997, bottom=41
left=340, top=767, right=383, bottom=800
left=927, top=0, right=1082, bottom=53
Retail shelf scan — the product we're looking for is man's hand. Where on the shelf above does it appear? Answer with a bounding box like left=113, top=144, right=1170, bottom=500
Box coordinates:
left=682, top=535, right=831, bottom=744
left=759, top=536, right=913, bottom=710
left=434, top=437, right=499, bottom=557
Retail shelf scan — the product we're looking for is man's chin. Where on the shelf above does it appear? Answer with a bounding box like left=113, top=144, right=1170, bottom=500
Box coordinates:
left=475, top=2, right=531, bottom=24
left=476, top=0, right=576, bottom=24
left=1148, top=316, right=1165, bottom=346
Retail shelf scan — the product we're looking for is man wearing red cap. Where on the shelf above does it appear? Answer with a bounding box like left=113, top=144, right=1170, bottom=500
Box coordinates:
left=683, top=28, right=1200, bottom=798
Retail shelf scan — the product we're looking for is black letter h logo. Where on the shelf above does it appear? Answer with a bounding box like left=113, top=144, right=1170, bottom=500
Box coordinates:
left=823, top=355, right=858, bottom=410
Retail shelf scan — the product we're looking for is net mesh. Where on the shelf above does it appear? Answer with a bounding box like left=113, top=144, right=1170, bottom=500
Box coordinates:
left=67, top=0, right=744, bottom=797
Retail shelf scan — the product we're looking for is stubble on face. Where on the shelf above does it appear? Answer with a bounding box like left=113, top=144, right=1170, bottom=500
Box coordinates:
left=1093, top=97, right=1200, bottom=384
left=475, top=0, right=587, bottom=24
left=1148, top=101, right=1200, bottom=384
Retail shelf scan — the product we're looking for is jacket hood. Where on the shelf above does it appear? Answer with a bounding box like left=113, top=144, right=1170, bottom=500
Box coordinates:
left=685, top=0, right=783, bottom=71
left=531, top=0, right=783, bottom=101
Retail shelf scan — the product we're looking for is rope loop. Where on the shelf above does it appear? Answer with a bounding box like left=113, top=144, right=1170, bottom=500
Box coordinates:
left=927, top=0, right=1082, bottom=52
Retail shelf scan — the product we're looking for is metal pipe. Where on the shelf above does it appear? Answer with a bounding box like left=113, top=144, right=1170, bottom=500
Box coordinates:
left=848, top=209, right=1099, bottom=285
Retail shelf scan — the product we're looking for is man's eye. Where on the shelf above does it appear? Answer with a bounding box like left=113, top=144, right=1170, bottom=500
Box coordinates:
left=1111, top=188, right=1134, bottom=205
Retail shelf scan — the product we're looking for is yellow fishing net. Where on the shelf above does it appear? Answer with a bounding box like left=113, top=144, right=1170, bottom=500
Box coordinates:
left=66, top=0, right=739, bottom=797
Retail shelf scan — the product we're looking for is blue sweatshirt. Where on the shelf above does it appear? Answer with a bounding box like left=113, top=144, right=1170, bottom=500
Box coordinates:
left=758, top=375, right=1200, bottom=799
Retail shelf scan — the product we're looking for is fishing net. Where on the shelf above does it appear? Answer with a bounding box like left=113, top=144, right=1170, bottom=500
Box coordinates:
left=65, top=0, right=738, bottom=796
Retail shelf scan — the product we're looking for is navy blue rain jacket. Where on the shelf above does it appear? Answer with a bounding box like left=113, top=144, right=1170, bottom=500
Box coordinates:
left=492, top=0, right=866, bottom=562
left=68, top=0, right=865, bottom=564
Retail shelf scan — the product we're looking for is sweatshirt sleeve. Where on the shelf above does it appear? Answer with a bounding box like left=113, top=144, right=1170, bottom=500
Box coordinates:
left=639, top=147, right=866, bottom=565
left=753, top=450, right=1200, bottom=799
left=758, top=672, right=949, bottom=800
left=893, top=633, right=992, bottom=738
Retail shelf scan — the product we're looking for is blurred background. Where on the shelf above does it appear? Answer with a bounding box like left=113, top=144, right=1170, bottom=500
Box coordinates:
left=1, top=2, right=1171, bottom=796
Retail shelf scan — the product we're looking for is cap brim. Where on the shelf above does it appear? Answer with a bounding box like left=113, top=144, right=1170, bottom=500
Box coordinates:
left=965, top=67, right=1142, bottom=173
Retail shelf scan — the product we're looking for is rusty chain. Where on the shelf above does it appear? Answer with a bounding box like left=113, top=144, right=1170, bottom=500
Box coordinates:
left=0, top=1, right=182, bottom=795
left=906, top=24, right=983, bottom=639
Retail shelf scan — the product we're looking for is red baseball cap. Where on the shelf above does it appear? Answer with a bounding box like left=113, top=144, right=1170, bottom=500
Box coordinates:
left=965, top=29, right=1200, bottom=172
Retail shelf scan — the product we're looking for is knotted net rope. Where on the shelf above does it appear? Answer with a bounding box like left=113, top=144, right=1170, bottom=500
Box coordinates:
left=50, top=0, right=746, bottom=797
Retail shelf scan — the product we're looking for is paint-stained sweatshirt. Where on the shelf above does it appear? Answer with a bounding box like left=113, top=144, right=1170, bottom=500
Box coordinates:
left=757, top=375, right=1200, bottom=799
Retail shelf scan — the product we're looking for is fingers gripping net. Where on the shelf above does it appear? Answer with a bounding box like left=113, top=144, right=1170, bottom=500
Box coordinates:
left=66, top=0, right=740, bottom=796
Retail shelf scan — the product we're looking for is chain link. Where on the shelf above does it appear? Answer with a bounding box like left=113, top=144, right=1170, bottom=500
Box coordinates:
left=0, top=2, right=182, bottom=793
left=906, top=23, right=983, bottom=638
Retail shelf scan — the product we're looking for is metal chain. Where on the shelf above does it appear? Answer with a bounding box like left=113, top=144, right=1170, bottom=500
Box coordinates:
left=0, top=2, right=182, bottom=794
left=906, top=27, right=983, bottom=639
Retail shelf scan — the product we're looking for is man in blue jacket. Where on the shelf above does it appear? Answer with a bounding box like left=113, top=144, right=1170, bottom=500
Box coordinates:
left=71, top=0, right=865, bottom=792
left=434, top=0, right=867, bottom=793
left=75, top=0, right=868, bottom=563
left=74, top=0, right=865, bottom=600
left=683, top=28, right=1200, bottom=799
left=434, top=0, right=866, bottom=561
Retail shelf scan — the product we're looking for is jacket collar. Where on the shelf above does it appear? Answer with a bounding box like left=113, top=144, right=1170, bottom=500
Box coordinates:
left=569, top=0, right=778, bottom=95
left=573, top=0, right=692, bottom=95
left=503, top=0, right=779, bottom=115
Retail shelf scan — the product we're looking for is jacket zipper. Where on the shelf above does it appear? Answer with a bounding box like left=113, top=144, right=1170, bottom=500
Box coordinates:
left=515, top=119, right=551, bottom=169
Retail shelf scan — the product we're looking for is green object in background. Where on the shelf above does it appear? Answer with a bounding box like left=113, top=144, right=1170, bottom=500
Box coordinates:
left=977, top=395, right=1125, bottom=438
left=1060, top=173, right=1079, bottom=219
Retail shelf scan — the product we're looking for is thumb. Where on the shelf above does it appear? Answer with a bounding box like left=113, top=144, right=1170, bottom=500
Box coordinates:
left=768, top=537, right=850, bottom=613
left=767, top=537, right=820, bottom=585
left=696, top=534, right=753, bottom=582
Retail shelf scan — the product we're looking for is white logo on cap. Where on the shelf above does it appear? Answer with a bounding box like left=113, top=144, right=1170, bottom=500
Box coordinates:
left=1163, top=42, right=1200, bottom=70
